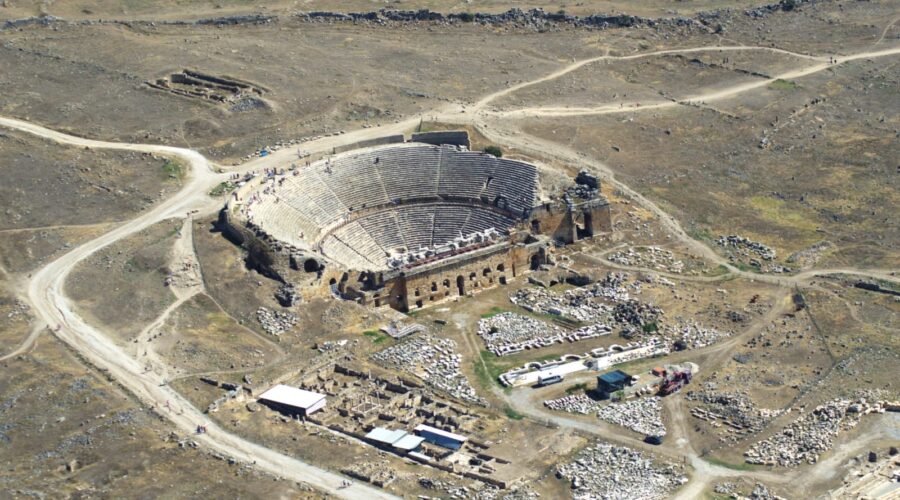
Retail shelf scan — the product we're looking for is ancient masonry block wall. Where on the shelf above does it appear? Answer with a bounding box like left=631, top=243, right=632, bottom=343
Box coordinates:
left=221, top=208, right=350, bottom=300
left=400, top=251, right=516, bottom=310
left=529, top=199, right=612, bottom=243
left=333, top=134, right=405, bottom=154
left=377, top=241, right=543, bottom=312
left=530, top=202, right=577, bottom=243
left=410, top=130, right=470, bottom=148
left=585, top=202, right=612, bottom=235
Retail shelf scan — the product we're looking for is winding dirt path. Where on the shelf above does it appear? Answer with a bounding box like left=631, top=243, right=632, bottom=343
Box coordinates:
left=0, top=118, right=396, bottom=499
left=480, top=46, right=900, bottom=118
left=875, top=17, right=900, bottom=45
left=471, top=45, right=829, bottom=113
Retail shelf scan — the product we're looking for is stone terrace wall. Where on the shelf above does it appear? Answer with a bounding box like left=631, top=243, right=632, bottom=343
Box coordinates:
left=411, top=130, right=470, bottom=148
left=333, top=134, right=405, bottom=154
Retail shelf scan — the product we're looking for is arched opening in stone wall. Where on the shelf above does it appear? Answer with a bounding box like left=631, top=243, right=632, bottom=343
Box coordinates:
left=456, top=275, right=465, bottom=296
left=303, top=258, right=319, bottom=273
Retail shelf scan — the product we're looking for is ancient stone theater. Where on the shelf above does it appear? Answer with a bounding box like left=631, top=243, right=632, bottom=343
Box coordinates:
left=221, top=131, right=610, bottom=312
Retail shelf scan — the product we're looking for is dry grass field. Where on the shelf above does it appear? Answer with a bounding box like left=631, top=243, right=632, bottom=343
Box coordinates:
left=0, top=334, right=323, bottom=498
left=1, top=0, right=897, bottom=497
left=65, top=219, right=180, bottom=343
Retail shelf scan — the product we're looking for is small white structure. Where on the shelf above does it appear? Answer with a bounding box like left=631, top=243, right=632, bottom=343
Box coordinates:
left=257, top=384, right=326, bottom=416
left=364, top=427, right=425, bottom=453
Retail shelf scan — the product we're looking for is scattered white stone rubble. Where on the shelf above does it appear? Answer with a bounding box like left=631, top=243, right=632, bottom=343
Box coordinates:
left=717, top=235, right=776, bottom=261
left=545, top=394, right=667, bottom=436
left=745, top=397, right=887, bottom=467
left=256, top=307, right=298, bottom=336
left=663, top=320, right=731, bottom=349
left=477, top=312, right=611, bottom=356
left=608, top=246, right=687, bottom=274
left=557, top=442, right=686, bottom=500
left=714, top=482, right=785, bottom=500
left=596, top=397, right=667, bottom=437
left=510, top=273, right=632, bottom=322
left=417, top=477, right=538, bottom=500
left=372, top=335, right=486, bottom=405
left=686, top=389, right=783, bottom=443
left=545, top=394, right=602, bottom=415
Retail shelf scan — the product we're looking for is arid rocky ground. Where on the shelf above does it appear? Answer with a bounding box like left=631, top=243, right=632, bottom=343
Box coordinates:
left=1, top=0, right=898, bottom=498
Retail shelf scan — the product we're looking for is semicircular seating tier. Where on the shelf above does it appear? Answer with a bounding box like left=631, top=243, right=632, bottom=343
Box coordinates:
left=246, top=143, right=538, bottom=270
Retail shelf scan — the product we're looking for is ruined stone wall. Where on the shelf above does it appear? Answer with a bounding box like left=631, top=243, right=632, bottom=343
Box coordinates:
left=402, top=251, right=515, bottom=310
left=333, top=134, right=405, bottom=154
left=529, top=202, right=577, bottom=243
left=410, top=130, right=470, bottom=148
left=219, top=209, right=290, bottom=281
left=528, top=198, right=612, bottom=243
left=584, top=201, right=612, bottom=235
left=220, top=207, right=355, bottom=301
left=375, top=240, right=546, bottom=312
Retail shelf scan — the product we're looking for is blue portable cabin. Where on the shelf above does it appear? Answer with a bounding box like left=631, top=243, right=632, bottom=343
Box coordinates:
left=597, top=369, right=631, bottom=399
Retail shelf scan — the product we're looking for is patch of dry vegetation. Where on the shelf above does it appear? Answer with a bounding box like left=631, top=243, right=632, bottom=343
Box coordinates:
left=519, top=57, right=898, bottom=267
left=0, top=334, right=323, bottom=498
left=155, top=293, right=281, bottom=375
left=66, top=219, right=180, bottom=342
left=0, top=130, right=178, bottom=230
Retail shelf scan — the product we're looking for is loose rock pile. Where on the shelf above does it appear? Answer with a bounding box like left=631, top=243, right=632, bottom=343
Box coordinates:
left=373, top=335, right=485, bottom=405
left=608, top=246, right=687, bottom=274
left=5, top=299, right=30, bottom=321
left=745, top=398, right=885, bottom=466
left=274, top=283, right=301, bottom=307
left=557, top=442, right=686, bottom=500
left=510, top=273, right=632, bottom=322
left=256, top=307, right=298, bottom=336
left=748, top=483, right=785, bottom=500
left=512, top=287, right=613, bottom=322
left=545, top=394, right=602, bottom=415
left=477, top=312, right=612, bottom=356
left=717, top=235, right=776, bottom=261
left=664, top=320, right=731, bottom=349
left=164, top=260, right=202, bottom=290
left=614, top=299, right=663, bottom=333
left=686, top=389, right=782, bottom=443
left=342, top=459, right=396, bottom=487
left=417, top=477, right=538, bottom=500
left=596, top=397, right=667, bottom=437
left=545, top=394, right=667, bottom=436
left=714, top=482, right=784, bottom=499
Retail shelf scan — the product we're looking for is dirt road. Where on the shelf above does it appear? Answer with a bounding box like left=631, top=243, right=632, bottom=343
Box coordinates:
left=481, top=46, right=900, bottom=117
left=2, top=41, right=898, bottom=498
left=471, top=45, right=829, bottom=113
left=0, top=117, right=396, bottom=499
